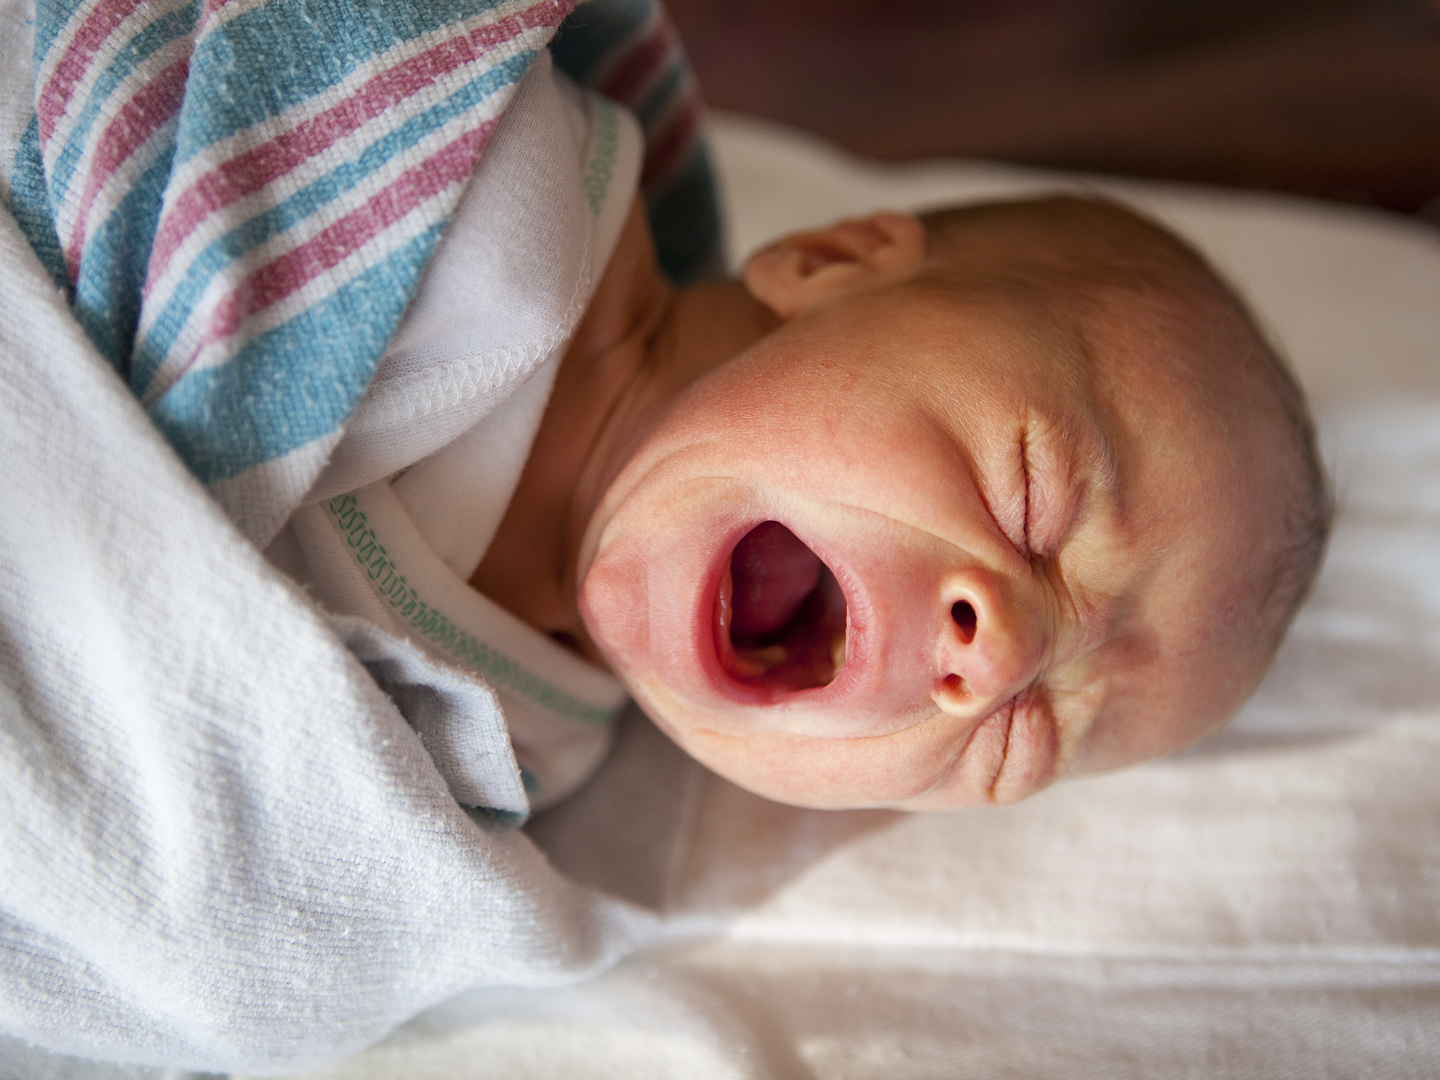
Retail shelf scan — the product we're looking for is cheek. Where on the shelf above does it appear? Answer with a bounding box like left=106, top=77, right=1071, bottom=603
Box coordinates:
left=577, top=542, right=651, bottom=671
left=1071, top=646, right=1256, bottom=776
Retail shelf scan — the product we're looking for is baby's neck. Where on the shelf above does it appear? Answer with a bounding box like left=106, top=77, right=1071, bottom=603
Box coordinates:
left=469, top=200, right=777, bottom=663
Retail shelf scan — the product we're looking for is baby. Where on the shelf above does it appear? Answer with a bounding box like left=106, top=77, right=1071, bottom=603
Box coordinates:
left=469, top=192, right=1331, bottom=810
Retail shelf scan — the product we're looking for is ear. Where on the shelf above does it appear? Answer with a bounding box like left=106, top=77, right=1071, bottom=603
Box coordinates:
left=742, top=212, right=927, bottom=320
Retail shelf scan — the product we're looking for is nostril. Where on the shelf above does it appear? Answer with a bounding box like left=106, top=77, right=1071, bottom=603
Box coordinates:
left=951, top=600, right=977, bottom=643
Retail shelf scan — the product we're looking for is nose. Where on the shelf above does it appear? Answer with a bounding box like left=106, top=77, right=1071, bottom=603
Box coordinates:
left=931, top=567, right=1046, bottom=718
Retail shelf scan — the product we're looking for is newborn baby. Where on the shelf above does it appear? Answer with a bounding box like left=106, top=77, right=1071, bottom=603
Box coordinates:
left=470, top=192, right=1331, bottom=810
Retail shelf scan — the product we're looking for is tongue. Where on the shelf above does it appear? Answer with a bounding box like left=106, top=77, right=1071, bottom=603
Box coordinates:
left=730, top=522, right=822, bottom=641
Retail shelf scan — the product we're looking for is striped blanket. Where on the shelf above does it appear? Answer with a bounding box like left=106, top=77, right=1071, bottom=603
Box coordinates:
left=9, top=0, right=718, bottom=545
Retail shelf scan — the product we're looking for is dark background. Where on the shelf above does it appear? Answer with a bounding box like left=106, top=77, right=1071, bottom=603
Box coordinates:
left=668, top=0, right=1440, bottom=221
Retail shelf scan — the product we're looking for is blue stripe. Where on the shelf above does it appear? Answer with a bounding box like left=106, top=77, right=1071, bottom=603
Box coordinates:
left=7, top=117, right=71, bottom=294
left=628, top=56, right=683, bottom=129
left=45, top=0, right=200, bottom=208
left=131, top=48, right=534, bottom=395
left=34, top=0, right=87, bottom=74
left=71, top=146, right=175, bottom=374
left=148, top=220, right=444, bottom=482
left=169, top=0, right=522, bottom=167
left=646, top=144, right=720, bottom=285
left=548, top=0, right=651, bottom=84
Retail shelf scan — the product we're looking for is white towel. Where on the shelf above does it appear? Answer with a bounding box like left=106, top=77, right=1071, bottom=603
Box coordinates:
left=0, top=203, right=655, bottom=1072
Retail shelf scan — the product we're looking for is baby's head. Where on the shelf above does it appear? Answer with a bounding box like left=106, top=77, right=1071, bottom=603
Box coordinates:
left=576, top=195, right=1330, bottom=809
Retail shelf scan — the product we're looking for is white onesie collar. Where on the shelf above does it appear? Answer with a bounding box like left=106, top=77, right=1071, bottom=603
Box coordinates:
left=323, top=481, right=627, bottom=807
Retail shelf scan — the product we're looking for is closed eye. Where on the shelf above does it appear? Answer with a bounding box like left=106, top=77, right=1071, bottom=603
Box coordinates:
left=1018, top=429, right=1034, bottom=561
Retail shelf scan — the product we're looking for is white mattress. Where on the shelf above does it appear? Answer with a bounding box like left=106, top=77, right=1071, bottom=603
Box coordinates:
left=264, top=116, right=1440, bottom=1078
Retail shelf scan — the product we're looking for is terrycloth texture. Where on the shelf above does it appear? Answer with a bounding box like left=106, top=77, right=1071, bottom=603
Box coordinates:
left=296, top=49, right=642, bottom=509
left=6, top=0, right=717, bottom=546
left=292, top=483, right=630, bottom=808
left=251, top=118, right=1440, bottom=1080
left=12, top=0, right=580, bottom=543
left=0, top=0, right=717, bottom=1067
left=279, top=52, right=637, bottom=809
left=0, top=199, right=658, bottom=1072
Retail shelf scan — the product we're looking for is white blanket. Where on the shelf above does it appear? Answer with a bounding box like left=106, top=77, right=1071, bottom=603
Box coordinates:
left=259, top=117, right=1440, bottom=1080
left=0, top=201, right=655, bottom=1072
left=0, top=0, right=695, bottom=1072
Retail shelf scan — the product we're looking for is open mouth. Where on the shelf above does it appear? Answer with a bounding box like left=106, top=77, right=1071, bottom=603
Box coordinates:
left=715, top=521, right=848, bottom=694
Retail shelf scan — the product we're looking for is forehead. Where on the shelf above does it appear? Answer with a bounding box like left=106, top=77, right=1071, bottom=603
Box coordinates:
left=772, top=279, right=1267, bottom=612
left=824, top=278, right=1225, bottom=473
left=758, top=279, right=1250, bottom=561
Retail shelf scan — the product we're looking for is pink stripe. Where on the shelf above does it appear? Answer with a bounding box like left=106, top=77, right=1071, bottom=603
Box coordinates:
left=599, top=18, right=675, bottom=107
left=191, top=118, right=498, bottom=364
left=38, top=0, right=151, bottom=145
left=199, top=0, right=240, bottom=21
left=639, top=93, right=700, bottom=193
left=147, top=0, right=573, bottom=290
left=63, top=57, right=189, bottom=275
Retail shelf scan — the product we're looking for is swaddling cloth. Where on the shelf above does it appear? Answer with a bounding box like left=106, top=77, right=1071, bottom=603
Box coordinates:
left=9, top=0, right=717, bottom=548
left=283, top=55, right=639, bottom=810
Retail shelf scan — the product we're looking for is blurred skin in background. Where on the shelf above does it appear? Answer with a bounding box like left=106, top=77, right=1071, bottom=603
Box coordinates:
left=666, top=0, right=1440, bottom=221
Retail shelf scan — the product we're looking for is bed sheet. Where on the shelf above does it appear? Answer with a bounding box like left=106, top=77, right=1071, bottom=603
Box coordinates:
left=248, top=115, right=1440, bottom=1080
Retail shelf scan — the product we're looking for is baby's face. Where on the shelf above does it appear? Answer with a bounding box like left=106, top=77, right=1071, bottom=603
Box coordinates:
left=578, top=276, right=1286, bottom=809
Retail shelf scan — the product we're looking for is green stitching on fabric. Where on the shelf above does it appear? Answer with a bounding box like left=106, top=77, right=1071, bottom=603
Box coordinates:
left=326, top=494, right=616, bottom=725
left=583, top=96, right=619, bottom=217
